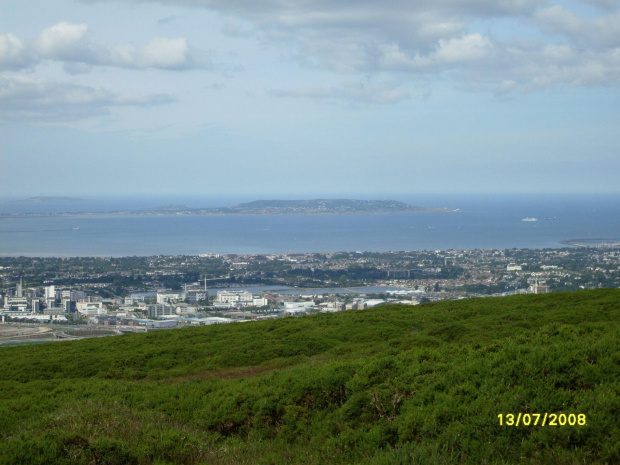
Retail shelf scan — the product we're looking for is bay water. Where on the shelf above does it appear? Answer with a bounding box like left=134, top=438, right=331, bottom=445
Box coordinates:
left=1, top=194, right=618, bottom=256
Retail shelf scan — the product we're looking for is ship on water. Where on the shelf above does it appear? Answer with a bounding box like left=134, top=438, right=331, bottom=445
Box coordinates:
left=522, top=217, right=538, bottom=222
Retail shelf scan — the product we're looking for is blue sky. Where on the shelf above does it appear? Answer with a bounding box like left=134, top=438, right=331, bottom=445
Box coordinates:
left=1, top=0, right=619, bottom=197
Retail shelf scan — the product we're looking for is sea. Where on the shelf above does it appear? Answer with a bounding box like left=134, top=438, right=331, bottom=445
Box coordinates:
left=0, top=194, right=618, bottom=257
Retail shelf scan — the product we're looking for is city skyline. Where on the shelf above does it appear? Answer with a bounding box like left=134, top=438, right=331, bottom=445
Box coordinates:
left=1, top=0, right=619, bottom=196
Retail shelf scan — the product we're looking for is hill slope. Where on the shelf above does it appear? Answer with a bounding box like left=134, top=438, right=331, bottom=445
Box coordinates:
left=0, top=289, right=618, bottom=464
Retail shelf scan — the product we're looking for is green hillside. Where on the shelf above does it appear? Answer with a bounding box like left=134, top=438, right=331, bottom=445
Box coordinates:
left=1, top=289, right=618, bottom=464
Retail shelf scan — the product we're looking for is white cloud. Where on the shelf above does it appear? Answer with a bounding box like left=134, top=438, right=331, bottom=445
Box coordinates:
left=76, top=0, right=620, bottom=90
left=495, top=79, right=517, bottom=94
left=376, top=34, right=497, bottom=72
left=576, top=0, right=619, bottom=10
left=0, top=75, right=175, bottom=122
left=0, top=33, right=32, bottom=70
left=78, top=0, right=540, bottom=58
left=272, top=82, right=409, bottom=104
left=110, top=37, right=197, bottom=69
left=433, top=34, right=497, bottom=64
left=536, top=6, right=620, bottom=48
left=36, top=22, right=91, bottom=59
left=0, top=22, right=211, bottom=72
left=142, top=37, right=190, bottom=68
left=502, top=42, right=620, bottom=89
left=6, top=0, right=618, bottom=103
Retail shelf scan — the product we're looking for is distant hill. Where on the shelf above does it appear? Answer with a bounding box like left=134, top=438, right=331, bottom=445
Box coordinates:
left=0, top=289, right=618, bottom=464
left=4, top=198, right=458, bottom=217
left=203, top=198, right=457, bottom=215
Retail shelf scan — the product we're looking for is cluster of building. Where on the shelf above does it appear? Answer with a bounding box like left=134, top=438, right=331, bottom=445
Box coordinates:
left=2, top=280, right=90, bottom=322
left=0, top=275, right=407, bottom=330
left=121, top=288, right=392, bottom=321
left=2, top=246, right=617, bottom=336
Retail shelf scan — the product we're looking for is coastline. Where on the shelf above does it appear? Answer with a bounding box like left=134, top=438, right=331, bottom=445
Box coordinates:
left=0, top=208, right=458, bottom=219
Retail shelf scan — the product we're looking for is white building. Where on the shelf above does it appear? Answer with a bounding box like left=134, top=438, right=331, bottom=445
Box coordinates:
left=76, top=302, right=107, bottom=315
left=174, top=304, right=198, bottom=315
left=284, top=308, right=309, bottom=315
left=212, top=301, right=235, bottom=309
left=283, top=301, right=315, bottom=310
left=5, top=312, right=67, bottom=322
left=147, top=304, right=176, bottom=318
left=44, top=285, right=56, bottom=308
left=124, top=293, right=155, bottom=305
left=188, top=317, right=234, bottom=325
left=185, top=291, right=208, bottom=303
left=3, top=296, right=28, bottom=311
left=44, top=286, right=56, bottom=301
left=216, top=290, right=253, bottom=304
left=529, top=283, right=550, bottom=294
left=215, top=290, right=268, bottom=308
left=156, top=293, right=182, bottom=304
left=364, top=299, right=386, bottom=308
left=252, top=297, right=268, bottom=307
left=143, top=319, right=178, bottom=329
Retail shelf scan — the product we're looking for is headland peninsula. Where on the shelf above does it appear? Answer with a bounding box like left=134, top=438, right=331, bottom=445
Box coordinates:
left=1, top=199, right=458, bottom=217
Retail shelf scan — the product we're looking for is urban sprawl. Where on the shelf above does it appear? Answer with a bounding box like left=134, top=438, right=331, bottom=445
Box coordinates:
left=1, top=246, right=618, bottom=344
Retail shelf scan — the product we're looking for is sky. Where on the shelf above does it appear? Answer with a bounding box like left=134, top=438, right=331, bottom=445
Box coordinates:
left=1, top=0, right=619, bottom=197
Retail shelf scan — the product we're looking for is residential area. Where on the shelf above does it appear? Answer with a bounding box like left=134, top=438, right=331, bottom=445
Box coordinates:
left=1, top=245, right=618, bottom=344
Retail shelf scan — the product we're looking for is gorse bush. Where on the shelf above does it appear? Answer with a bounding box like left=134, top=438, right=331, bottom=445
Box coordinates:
left=0, top=289, right=618, bottom=464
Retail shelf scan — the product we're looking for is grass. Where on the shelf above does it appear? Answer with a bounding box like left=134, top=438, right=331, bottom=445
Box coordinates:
left=0, top=289, right=618, bottom=464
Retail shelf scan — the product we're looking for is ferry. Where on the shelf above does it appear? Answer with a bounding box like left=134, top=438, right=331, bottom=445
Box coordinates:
left=521, top=217, right=538, bottom=222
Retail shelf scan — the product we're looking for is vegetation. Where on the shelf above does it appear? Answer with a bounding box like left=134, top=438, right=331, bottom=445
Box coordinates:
left=0, top=289, right=618, bottom=464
